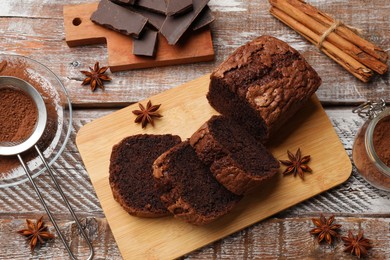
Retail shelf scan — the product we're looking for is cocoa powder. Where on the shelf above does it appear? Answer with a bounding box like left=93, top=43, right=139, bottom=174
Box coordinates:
left=353, top=115, right=390, bottom=190
left=0, top=86, right=38, bottom=143
left=373, top=116, right=390, bottom=166
left=0, top=59, right=58, bottom=177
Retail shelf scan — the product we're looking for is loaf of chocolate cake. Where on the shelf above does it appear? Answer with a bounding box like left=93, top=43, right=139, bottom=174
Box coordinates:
left=153, top=141, right=241, bottom=225
left=109, top=134, right=181, bottom=217
left=207, top=35, right=322, bottom=142
left=190, top=115, right=280, bottom=195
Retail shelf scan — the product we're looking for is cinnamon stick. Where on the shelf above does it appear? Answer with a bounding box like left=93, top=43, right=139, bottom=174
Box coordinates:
left=269, top=7, right=372, bottom=82
left=269, top=0, right=387, bottom=75
left=286, top=0, right=388, bottom=63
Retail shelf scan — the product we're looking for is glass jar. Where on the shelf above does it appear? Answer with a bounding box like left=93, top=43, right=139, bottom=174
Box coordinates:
left=352, top=100, right=390, bottom=191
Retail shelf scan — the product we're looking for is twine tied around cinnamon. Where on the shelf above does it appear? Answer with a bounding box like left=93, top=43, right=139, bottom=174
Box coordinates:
left=316, top=20, right=341, bottom=49
left=316, top=20, right=364, bottom=50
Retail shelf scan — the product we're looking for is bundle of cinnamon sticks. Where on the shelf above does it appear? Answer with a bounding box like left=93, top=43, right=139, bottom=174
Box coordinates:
left=269, top=0, right=388, bottom=82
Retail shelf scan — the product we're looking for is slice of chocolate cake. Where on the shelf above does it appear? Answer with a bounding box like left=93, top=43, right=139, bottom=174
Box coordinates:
left=190, top=115, right=280, bottom=195
left=109, top=134, right=181, bottom=217
left=207, top=35, right=322, bottom=142
left=153, top=141, right=241, bottom=225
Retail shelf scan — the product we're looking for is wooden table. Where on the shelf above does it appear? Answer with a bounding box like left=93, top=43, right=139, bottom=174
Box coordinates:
left=0, top=0, right=389, bottom=259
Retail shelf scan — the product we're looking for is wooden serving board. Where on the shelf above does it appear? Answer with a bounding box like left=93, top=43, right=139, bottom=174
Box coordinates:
left=63, top=3, right=214, bottom=72
left=76, top=74, right=352, bottom=260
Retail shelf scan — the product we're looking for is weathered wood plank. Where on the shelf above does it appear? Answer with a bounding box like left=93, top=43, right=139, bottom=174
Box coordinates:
left=185, top=217, right=390, bottom=259
left=0, top=217, right=122, bottom=259
left=0, top=0, right=388, bottom=106
left=1, top=216, right=389, bottom=259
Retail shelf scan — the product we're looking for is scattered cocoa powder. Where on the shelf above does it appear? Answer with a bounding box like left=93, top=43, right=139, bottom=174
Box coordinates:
left=353, top=116, right=390, bottom=190
left=0, top=58, right=58, bottom=177
left=0, top=87, right=38, bottom=143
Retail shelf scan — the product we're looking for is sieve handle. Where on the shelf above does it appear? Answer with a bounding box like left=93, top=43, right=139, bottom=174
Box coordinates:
left=17, top=145, right=94, bottom=260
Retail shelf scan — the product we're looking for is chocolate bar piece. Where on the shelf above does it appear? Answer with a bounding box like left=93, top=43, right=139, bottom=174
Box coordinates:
left=133, top=29, right=158, bottom=57
left=136, top=0, right=166, bottom=14
left=166, top=0, right=193, bottom=16
left=110, top=0, right=135, bottom=5
left=129, top=6, right=166, bottom=31
left=192, top=5, right=214, bottom=31
left=160, top=0, right=209, bottom=45
left=91, top=0, right=147, bottom=38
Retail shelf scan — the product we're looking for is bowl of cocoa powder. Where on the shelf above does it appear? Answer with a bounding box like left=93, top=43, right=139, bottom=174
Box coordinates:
left=0, top=54, right=72, bottom=188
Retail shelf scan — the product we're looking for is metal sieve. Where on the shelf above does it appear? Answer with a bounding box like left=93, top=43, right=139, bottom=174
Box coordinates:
left=0, top=76, right=93, bottom=260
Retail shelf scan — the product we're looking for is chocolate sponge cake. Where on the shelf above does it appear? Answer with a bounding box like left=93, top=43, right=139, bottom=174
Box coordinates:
left=190, top=115, right=280, bottom=195
left=207, top=35, right=322, bottom=142
left=109, top=134, right=181, bottom=217
left=153, top=141, right=241, bottom=225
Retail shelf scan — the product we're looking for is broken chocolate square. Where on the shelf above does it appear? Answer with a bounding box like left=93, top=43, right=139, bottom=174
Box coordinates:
left=136, top=0, right=166, bottom=14
left=91, top=0, right=147, bottom=38
left=166, top=0, right=193, bottom=16
left=192, top=5, right=214, bottom=31
left=133, top=29, right=158, bottom=57
left=160, top=0, right=210, bottom=45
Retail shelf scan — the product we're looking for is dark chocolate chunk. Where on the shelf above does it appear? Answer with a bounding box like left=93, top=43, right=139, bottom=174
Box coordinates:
left=129, top=6, right=166, bottom=31
left=91, top=0, right=147, bottom=38
left=136, top=0, right=166, bottom=14
left=110, top=0, right=136, bottom=5
left=192, top=5, right=214, bottom=31
left=160, top=0, right=210, bottom=45
left=166, top=0, right=193, bottom=16
left=133, top=29, right=158, bottom=57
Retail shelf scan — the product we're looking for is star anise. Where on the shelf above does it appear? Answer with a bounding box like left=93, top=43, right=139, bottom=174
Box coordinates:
left=310, top=214, right=341, bottom=244
left=280, top=148, right=312, bottom=179
left=132, top=100, right=163, bottom=128
left=17, top=216, right=55, bottom=251
left=80, top=61, right=111, bottom=91
left=342, top=230, right=372, bottom=258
